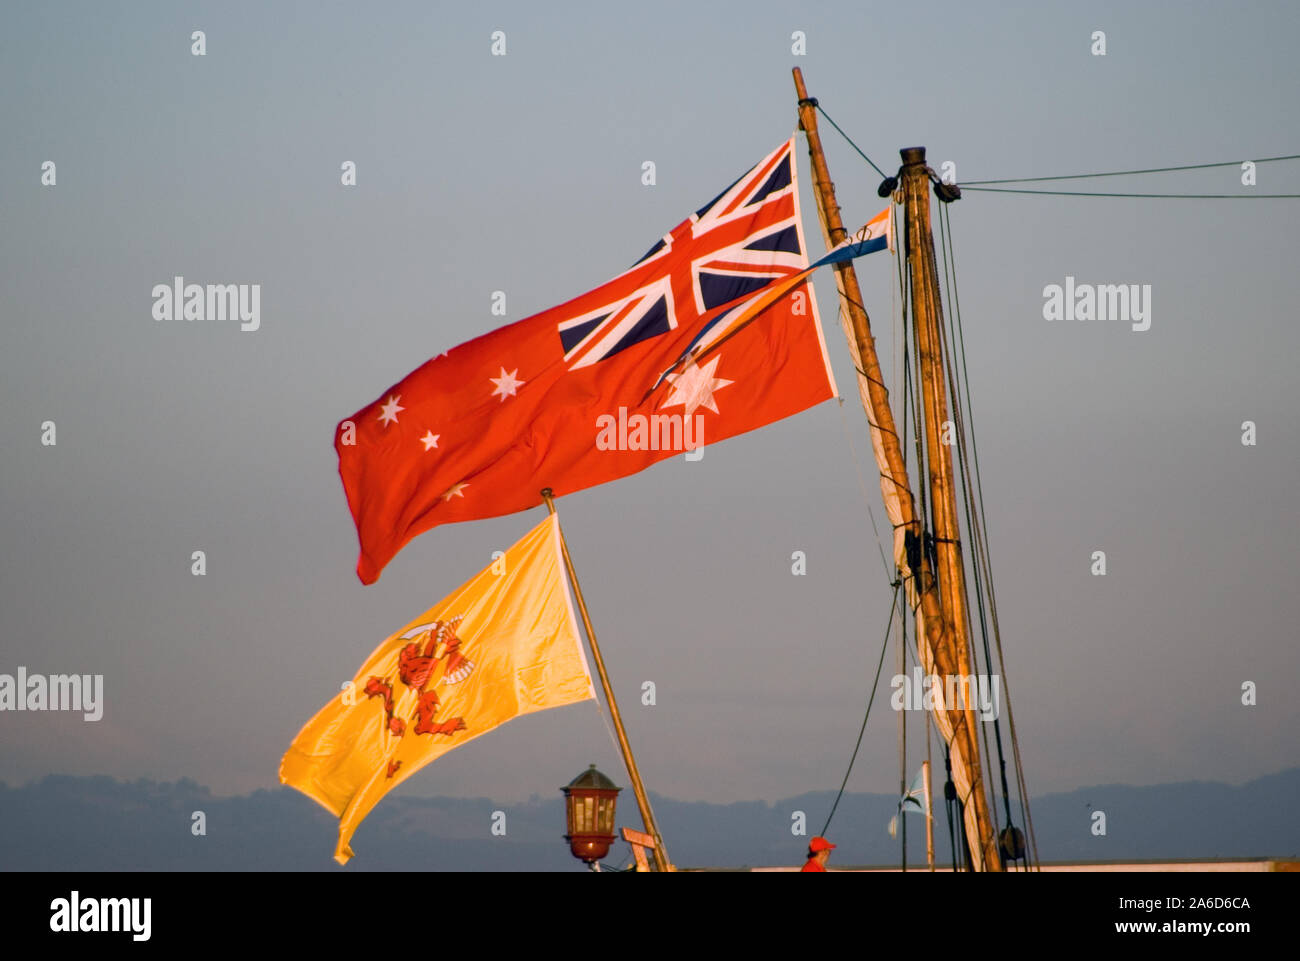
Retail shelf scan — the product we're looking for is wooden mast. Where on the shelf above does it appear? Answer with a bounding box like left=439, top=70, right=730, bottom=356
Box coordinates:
left=791, top=68, right=1002, bottom=870
left=898, top=146, right=1001, bottom=871
left=541, top=490, right=672, bottom=872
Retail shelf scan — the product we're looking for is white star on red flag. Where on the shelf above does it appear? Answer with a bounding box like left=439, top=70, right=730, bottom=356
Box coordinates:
left=377, top=395, right=404, bottom=427
left=660, top=355, right=733, bottom=416
left=489, top=367, right=525, bottom=402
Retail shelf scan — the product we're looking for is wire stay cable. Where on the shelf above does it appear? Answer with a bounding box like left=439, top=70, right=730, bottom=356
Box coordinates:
left=962, top=153, right=1300, bottom=185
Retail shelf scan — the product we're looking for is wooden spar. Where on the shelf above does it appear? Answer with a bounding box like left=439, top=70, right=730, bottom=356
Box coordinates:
left=791, top=68, right=1001, bottom=870
left=898, top=591, right=906, bottom=872
left=540, top=490, right=672, bottom=872
left=923, top=759, right=935, bottom=871
left=926, top=710, right=936, bottom=871
left=899, top=146, right=1002, bottom=872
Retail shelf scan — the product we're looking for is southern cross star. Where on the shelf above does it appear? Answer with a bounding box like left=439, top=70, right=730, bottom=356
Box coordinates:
left=489, top=367, right=525, bottom=401
left=660, top=355, right=733, bottom=416
left=377, top=395, right=404, bottom=427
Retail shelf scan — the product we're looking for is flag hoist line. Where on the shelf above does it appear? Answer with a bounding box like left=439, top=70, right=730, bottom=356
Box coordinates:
left=541, top=489, right=672, bottom=872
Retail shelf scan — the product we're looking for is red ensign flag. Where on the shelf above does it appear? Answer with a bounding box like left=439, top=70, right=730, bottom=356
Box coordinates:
left=338, top=138, right=837, bottom=583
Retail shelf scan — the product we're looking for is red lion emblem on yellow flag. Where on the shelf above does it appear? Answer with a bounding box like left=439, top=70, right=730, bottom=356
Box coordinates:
left=364, top=615, right=474, bottom=774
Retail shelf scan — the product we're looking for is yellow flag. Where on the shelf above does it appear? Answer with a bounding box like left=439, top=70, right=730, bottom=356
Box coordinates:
left=280, top=513, right=595, bottom=864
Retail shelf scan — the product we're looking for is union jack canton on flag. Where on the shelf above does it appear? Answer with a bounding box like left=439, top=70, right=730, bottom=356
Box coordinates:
left=558, top=139, right=810, bottom=370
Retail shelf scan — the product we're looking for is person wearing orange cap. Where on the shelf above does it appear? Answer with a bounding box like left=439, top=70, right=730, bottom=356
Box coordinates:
left=801, top=836, right=836, bottom=871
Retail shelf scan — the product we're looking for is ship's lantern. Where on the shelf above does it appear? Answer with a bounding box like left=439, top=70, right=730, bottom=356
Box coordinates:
left=562, top=764, right=620, bottom=866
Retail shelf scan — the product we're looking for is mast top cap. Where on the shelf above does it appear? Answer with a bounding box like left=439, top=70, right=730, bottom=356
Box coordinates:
left=900, top=146, right=927, bottom=164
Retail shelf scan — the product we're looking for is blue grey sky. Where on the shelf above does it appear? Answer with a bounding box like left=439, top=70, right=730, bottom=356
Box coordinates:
left=1, top=0, right=1296, bottom=817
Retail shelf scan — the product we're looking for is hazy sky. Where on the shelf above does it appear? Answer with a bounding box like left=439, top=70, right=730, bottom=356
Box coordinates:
left=2, top=0, right=1297, bottom=820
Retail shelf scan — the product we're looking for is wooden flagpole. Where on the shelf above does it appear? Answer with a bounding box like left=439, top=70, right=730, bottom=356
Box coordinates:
left=541, top=490, right=672, bottom=872
left=923, top=758, right=935, bottom=871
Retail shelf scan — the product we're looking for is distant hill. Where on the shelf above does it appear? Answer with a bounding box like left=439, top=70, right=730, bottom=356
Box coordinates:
left=1, top=768, right=1297, bottom=871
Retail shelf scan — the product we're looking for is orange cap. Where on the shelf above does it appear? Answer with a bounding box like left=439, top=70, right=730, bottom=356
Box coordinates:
left=809, top=836, right=836, bottom=852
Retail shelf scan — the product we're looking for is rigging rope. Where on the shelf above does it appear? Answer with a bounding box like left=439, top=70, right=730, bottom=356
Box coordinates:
left=961, top=153, right=1300, bottom=185
left=905, top=210, right=1003, bottom=867
left=942, top=746, right=964, bottom=870
left=807, top=106, right=1297, bottom=869
left=936, top=205, right=1010, bottom=827
left=935, top=201, right=1040, bottom=868
left=814, top=109, right=1051, bottom=868
left=950, top=203, right=1039, bottom=866
left=835, top=403, right=893, bottom=579
left=809, top=104, right=1297, bottom=200
left=820, top=579, right=902, bottom=837
left=960, top=186, right=1300, bottom=198
left=813, top=103, right=887, bottom=178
